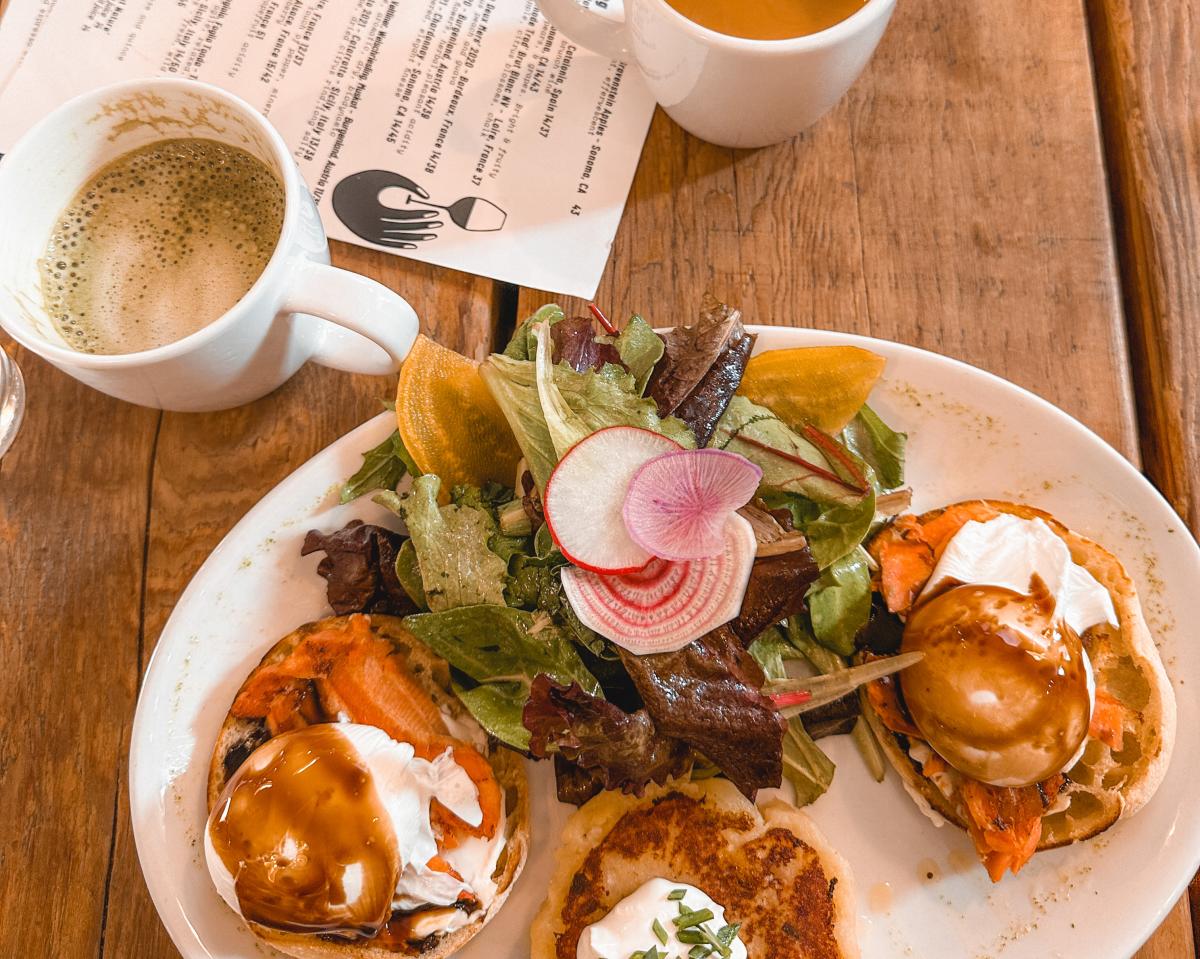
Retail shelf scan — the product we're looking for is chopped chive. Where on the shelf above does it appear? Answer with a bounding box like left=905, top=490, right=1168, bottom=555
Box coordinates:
left=673, top=908, right=715, bottom=928
left=676, top=930, right=706, bottom=944
left=688, top=947, right=714, bottom=959
left=667, top=888, right=688, bottom=901
left=678, top=900, right=690, bottom=915
left=652, top=919, right=668, bottom=945
left=698, top=925, right=731, bottom=958
left=717, top=923, right=741, bottom=947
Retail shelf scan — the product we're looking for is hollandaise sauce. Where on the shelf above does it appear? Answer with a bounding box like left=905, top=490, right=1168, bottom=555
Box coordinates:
left=208, top=724, right=400, bottom=936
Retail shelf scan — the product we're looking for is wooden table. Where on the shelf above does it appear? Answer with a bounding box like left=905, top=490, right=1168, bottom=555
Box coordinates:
left=0, top=0, right=1196, bottom=956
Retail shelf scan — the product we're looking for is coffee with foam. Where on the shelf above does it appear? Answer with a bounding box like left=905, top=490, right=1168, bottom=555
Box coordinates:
left=39, top=137, right=284, bottom=355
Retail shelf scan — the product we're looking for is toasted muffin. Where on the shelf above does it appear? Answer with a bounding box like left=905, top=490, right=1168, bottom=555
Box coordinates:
left=532, top=778, right=859, bottom=959
left=862, top=500, right=1175, bottom=857
left=208, top=614, right=530, bottom=959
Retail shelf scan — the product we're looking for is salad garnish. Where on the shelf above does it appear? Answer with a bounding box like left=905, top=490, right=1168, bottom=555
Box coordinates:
left=306, top=296, right=914, bottom=807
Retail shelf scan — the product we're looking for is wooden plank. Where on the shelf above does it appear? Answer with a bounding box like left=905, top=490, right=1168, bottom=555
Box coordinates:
left=1086, top=1, right=1200, bottom=954
left=1086, top=0, right=1200, bottom=532
left=98, top=251, right=497, bottom=957
left=0, top=335, right=159, bottom=958
left=523, top=0, right=1137, bottom=453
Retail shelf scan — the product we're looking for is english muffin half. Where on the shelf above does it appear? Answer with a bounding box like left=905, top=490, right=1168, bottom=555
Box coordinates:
left=532, top=778, right=858, bottom=959
left=208, top=613, right=529, bottom=959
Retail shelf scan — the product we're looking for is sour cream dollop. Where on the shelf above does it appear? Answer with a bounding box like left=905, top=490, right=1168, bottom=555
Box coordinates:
left=900, top=515, right=1115, bottom=787
left=577, top=878, right=747, bottom=959
left=205, top=723, right=505, bottom=938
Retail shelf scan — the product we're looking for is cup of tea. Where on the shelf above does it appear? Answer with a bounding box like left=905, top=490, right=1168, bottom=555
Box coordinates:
left=0, top=77, right=419, bottom=412
left=536, top=0, right=895, bottom=148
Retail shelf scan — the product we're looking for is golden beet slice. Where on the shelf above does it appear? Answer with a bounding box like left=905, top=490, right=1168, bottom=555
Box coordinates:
left=396, top=334, right=522, bottom=488
left=738, top=345, right=886, bottom=433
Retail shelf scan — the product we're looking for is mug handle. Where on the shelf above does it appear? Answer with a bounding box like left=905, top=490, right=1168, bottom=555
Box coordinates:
left=537, top=0, right=631, bottom=61
left=280, top=260, right=419, bottom=376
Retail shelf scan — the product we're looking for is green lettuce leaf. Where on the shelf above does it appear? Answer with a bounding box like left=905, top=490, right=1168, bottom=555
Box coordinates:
left=375, top=475, right=507, bottom=612
left=841, top=404, right=906, bottom=491
left=542, top=333, right=694, bottom=450
left=806, top=546, right=872, bottom=656
left=404, top=604, right=602, bottom=693
left=506, top=552, right=606, bottom=657
left=478, top=353, right=559, bottom=493
left=482, top=325, right=693, bottom=492
left=614, top=315, right=665, bottom=395
left=503, top=303, right=565, bottom=360
left=403, top=604, right=603, bottom=749
left=394, top=538, right=428, bottom=610
left=452, top=682, right=531, bottom=750
left=340, top=430, right=419, bottom=503
left=714, top=397, right=866, bottom=507
left=450, top=481, right=530, bottom=564
left=749, top=624, right=837, bottom=806
left=802, top=488, right=876, bottom=569
left=783, top=722, right=836, bottom=806
left=747, top=625, right=802, bottom=680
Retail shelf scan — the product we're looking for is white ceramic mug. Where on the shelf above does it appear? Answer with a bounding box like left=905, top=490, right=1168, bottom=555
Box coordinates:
left=0, top=78, right=418, bottom=412
left=537, top=0, right=895, bottom=148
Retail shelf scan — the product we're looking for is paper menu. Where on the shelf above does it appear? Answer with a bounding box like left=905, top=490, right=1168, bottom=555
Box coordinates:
left=0, top=0, right=655, bottom=297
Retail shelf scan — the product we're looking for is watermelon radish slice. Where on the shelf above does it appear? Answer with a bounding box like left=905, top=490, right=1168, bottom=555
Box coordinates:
left=560, top=513, right=757, bottom=654
left=622, top=448, right=762, bottom=561
left=543, top=426, right=682, bottom=574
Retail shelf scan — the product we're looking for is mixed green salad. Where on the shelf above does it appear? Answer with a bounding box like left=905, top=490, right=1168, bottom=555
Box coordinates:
left=303, top=297, right=911, bottom=806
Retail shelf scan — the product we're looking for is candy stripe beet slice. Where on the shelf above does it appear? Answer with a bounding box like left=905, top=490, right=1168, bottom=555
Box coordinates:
left=561, top=514, right=757, bottom=654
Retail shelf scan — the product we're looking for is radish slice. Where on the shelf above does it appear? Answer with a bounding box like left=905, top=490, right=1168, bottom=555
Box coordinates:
left=622, top=448, right=762, bottom=561
left=543, top=426, right=682, bottom=574
left=561, top=513, right=757, bottom=654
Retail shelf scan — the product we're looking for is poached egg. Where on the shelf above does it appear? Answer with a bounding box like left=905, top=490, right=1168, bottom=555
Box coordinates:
left=205, top=722, right=505, bottom=939
left=899, top=515, right=1115, bottom=787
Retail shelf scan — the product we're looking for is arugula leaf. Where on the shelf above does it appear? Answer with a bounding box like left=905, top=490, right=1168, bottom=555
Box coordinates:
left=453, top=681, right=531, bottom=750
left=715, top=397, right=865, bottom=507
left=403, top=604, right=602, bottom=695
left=340, top=430, right=418, bottom=504
left=614, top=315, right=664, bottom=395
left=806, top=546, right=872, bottom=656
left=375, top=475, right=508, bottom=612
left=503, top=303, right=565, bottom=360
left=841, top=404, right=906, bottom=491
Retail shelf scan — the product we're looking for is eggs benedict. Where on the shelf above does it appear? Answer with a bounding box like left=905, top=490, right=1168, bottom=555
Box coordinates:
left=206, top=613, right=528, bottom=957
left=862, top=501, right=1175, bottom=881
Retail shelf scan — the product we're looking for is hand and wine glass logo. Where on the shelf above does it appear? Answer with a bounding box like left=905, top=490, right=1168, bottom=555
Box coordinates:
left=332, top=170, right=507, bottom=250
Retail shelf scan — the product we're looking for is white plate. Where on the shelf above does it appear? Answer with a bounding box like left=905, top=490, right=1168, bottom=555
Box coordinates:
left=130, top=326, right=1200, bottom=959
